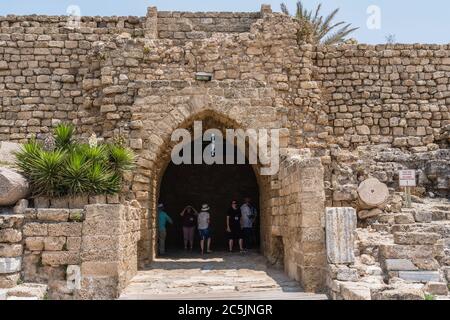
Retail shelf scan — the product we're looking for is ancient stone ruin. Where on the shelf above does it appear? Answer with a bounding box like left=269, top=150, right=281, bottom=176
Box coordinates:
left=0, top=5, right=449, bottom=300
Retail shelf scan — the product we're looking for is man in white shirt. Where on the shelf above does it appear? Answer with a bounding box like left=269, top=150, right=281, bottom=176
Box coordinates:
left=198, top=204, right=212, bottom=254
left=240, top=197, right=257, bottom=249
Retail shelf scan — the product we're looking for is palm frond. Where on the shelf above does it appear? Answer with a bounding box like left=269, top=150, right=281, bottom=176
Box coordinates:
left=280, top=1, right=358, bottom=45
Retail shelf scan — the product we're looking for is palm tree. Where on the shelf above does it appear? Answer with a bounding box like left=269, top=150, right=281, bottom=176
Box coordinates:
left=280, top=1, right=358, bottom=45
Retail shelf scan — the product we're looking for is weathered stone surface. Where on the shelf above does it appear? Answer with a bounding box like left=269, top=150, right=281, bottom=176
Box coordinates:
left=394, top=213, right=415, bottom=224
left=339, top=282, right=372, bottom=300
left=0, top=257, right=22, bottom=273
left=384, top=259, right=418, bottom=271
left=413, top=211, right=432, bottom=223
left=0, top=142, right=20, bottom=165
left=48, top=222, right=82, bottom=237
left=36, top=209, right=70, bottom=222
left=358, top=208, right=382, bottom=220
left=0, top=214, right=24, bottom=229
left=326, top=207, right=356, bottom=264
left=67, top=265, right=81, bottom=291
left=0, top=229, right=22, bottom=243
left=7, top=283, right=48, bottom=299
left=0, top=244, right=23, bottom=257
left=41, top=251, right=80, bottom=266
left=0, top=273, right=20, bottom=289
left=13, top=199, right=29, bottom=214
left=372, top=287, right=425, bottom=300
left=44, top=237, right=66, bottom=251
left=423, top=282, right=449, bottom=296
left=25, top=237, right=45, bottom=251
left=393, top=232, right=441, bottom=245
left=398, top=271, right=441, bottom=283
left=0, top=168, right=29, bottom=206
left=23, top=223, right=48, bottom=236
left=380, top=245, right=436, bottom=259
left=357, top=178, right=389, bottom=209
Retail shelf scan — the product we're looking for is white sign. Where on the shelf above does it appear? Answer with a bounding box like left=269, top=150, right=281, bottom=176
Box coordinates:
left=399, top=170, right=416, bottom=187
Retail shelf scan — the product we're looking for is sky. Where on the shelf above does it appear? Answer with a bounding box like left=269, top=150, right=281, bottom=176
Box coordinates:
left=0, top=0, right=448, bottom=44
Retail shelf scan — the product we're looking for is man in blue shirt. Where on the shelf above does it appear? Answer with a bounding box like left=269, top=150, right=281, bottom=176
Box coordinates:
left=158, top=203, right=173, bottom=255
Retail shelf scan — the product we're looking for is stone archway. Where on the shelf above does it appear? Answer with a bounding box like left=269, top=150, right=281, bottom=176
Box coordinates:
left=141, top=110, right=273, bottom=261
left=132, top=107, right=327, bottom=293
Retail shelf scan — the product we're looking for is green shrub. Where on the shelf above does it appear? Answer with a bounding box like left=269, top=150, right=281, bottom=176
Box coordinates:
left=15, top=124, right=135, bottom=197
left=424, top=293, right=436, bottom=300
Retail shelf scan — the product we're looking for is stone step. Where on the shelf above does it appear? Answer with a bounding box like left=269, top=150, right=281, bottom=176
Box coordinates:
left=4, top=283, right=48, bottom=300
left=398, top=271, right=441, bottom=283
left=431, top=210, right=448, bottom=221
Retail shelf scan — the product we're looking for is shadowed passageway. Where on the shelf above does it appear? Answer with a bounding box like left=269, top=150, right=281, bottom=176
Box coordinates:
left=119, top=252, right=328, bottom=300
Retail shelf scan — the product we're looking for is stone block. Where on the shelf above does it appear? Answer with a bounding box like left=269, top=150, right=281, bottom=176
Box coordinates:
left=326, top=207, right=356, bottom=264
left=13, top=199, right=29, bottom=214
left=41, top=252, right=80, bottom=266
left=0, top=229, right=22, bottom=243
left=44, top=237, right=66, bottom=251
left=0, top=244, right=23, bottom=257
left=384, top=259, right=418, bottom=271
left=34, top=197, right=50, bottom=208
left=0, top=273, right=20, bottom=288
left=0, top=257, right=22, bottom=273
left=339, top=282, right=372, bottom=300
left=0, top=168, right=29, bottom=206
left=50, top=197, right=69, bottom=208
left=413, top=211, right=432, bottom=223
left=23, top=223, right=48, bottom=236
left=66, top=237, right=81, bottom=251
left=36, top=209, right=70, bottom=222
left=68, top=195, right=89, bottom=209
left=379, top=245, right=435, bottom=260
left=394, top=232, right=441, bottom=245
left=25, top=237, right=44, bottom=251
left=48, top=222, right=82, bottom=237
left=394, top=213, right=415, bottom=224
left=398, top=271, right=441, bottom=283
left=423, top=282, right=448, bottom=296
left=0, top=214, right=24, bottom=229
left=7, top=283, right=47, bottom=299
left=81, top=261, right=119, bottom=277
left=336, top=266, right=359, bottom=281
left=358, top=208, right=382, bottom=220
left=372, top=287, right=425, bottom=300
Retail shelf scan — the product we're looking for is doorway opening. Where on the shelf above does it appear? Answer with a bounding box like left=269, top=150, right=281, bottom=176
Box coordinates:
left=158, top=138, right=260, bottom=254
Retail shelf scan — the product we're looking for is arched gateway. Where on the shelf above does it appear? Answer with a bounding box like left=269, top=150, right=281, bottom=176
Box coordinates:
left=129, top=107, right=326, bottom=292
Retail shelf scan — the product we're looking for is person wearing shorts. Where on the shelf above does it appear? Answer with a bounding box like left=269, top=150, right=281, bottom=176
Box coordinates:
left=197, top=204, right=212, bottom=254
left=226, top=200, right=245, bottom=253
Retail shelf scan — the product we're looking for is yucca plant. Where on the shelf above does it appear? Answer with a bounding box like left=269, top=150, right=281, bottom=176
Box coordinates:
left=61, top=152, right=90, bottom=195
left=107, top=143, right=135, bottom=174
left=54, top=123, right=75, bottom=150
left=281, top=1, right=358, bottom=45
left=15, top=138, right=43, bottom=176
left=15, top=123, right=135, bottom=198
left=27, top=149, right=66, bottom=196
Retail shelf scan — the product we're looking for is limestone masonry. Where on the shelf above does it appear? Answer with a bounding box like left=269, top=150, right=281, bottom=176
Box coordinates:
left=0, top=5, right=449, bottom=299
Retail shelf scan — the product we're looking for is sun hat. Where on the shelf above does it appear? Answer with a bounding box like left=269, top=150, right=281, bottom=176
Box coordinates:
left=201, top=204, right=210, bottom=211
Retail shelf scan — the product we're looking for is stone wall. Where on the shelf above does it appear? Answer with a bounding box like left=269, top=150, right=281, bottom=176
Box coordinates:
left=276, top=153, right=326, bottom=292
left=0, top=214, right=23, bottom=288
left=314, top=44, right=450, bottom=151
left=155, top=11, right=261, bottom=40
left=1, top=5, right=450, bottom=296
left=17, top=202, right=140, bottom=299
